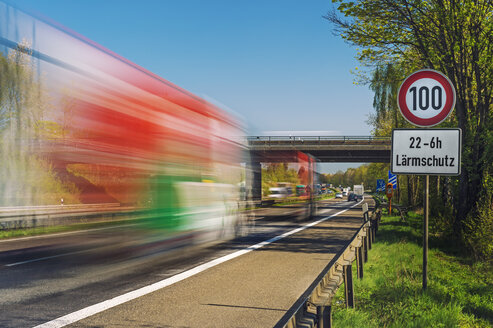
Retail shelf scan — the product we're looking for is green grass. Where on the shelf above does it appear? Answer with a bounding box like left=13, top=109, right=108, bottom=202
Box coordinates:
left=331, top=213, right=493, bottom=328
left=0, top=217, right=139, bottom=239
left=269, top=194, right=335, bottom=207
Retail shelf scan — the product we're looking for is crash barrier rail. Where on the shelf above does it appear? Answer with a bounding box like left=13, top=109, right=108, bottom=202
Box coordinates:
left=0, top=200, right=263, bottom=231
left=381, top=201, right=409, bottom=222
left=0, top=203, right=138, bottom=230
left=275, top=204, right=382, bottom=328
left=394, top=205, right=409, bottom=222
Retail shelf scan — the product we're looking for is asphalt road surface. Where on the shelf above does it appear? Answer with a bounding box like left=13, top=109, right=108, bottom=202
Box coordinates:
left=0, top=197, right=372, bottom=328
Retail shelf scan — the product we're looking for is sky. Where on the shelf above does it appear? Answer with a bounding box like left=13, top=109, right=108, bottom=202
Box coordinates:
left=9, top=0, right=375, bottom=173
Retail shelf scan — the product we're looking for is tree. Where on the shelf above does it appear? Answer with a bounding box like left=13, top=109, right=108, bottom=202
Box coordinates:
left=326, top=0, right=493, bottom=258
left=0, top=44, right=80, bottom=205
left=262, top=163, right=300, bottom=196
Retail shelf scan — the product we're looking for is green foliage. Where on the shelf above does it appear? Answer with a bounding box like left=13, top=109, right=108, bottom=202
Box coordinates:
left=327, top=0, right=493, bottom=260
left=462, top=165, right=493, bottom=261
left=325, top=163, right=389, bottom=191
left=0, top=147, right=80, bottom=206
left=261, top=163, right=300, bottom=196
left=0, top=46, right=80, bottom=205
left=332, top=215, right=493, bottom=327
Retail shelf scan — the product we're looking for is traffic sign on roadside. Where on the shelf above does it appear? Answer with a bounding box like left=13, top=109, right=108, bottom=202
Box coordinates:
left=388, top=171, right=397, bottom=189
left=395, top=69, right=459, bottom=292
left=376, top=179, right=385, bottom=192
left=398, top=69, right=456, bottom=127
left=391, top=128, right=461, bottom=175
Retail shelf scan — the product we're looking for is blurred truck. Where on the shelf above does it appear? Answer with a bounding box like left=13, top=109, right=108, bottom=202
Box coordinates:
left=352, top=185, right=364, bottom=200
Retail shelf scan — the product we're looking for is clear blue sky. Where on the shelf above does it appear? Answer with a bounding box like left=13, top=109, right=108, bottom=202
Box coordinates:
left=11, top=0, right=375, bottom=173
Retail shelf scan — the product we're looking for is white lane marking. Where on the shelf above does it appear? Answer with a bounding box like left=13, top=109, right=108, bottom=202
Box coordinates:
left=34, top=198, right=365, bottom=328
left=5, top=250, right=88, bottom=267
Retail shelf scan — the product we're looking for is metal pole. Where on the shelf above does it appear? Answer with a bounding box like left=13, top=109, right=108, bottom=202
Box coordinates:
left=357, top=246, right=363, bottom=279
left=317, top=305, right=332, bottom=328
left=363, top=235, right=368, bottom=262
left=344, top=265, right=354, bottom=308
left=423, top=175, right=429, bottom=290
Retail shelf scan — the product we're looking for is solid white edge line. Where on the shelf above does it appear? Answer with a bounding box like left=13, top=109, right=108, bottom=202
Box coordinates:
left=33, top=197, right=365, bottom=328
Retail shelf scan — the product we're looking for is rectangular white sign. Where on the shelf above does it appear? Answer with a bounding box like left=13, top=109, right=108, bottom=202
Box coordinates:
left=391, top=129, right=461, bottom=175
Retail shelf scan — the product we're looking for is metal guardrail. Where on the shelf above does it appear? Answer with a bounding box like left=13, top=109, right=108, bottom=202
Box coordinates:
left=275, top=204, right=382, bottom=328
left=0, top=203, right=138, bottom=230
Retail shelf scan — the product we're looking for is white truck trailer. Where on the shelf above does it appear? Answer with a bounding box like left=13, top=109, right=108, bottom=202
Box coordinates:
left=352, top=185, right=364, bottom=201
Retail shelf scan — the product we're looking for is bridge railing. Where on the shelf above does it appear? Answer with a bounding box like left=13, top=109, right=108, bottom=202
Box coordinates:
left=275, top=203, right=382, bottom=328
left=247, top=136, right=390, bottom=144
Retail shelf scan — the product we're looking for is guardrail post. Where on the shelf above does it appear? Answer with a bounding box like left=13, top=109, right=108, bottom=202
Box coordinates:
left=369, top=219, right=374, bottom=241
left=316, top=305, right=332, bottom=328
left=363, top=235, right=368, bottom=262
left=367, top=224, right=372, bottom=250
left=343, top=265, right=354, bottom=308
left=357, top=246, right=364, bottom=279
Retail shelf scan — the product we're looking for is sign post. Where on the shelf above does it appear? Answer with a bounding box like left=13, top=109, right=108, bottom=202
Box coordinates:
left=386, top=183, right=393, bottom=214
left=395, top=69, right=459, bottom=290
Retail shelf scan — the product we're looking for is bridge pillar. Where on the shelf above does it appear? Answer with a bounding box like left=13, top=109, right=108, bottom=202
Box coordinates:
left=246, top=152, right=262, bottom=203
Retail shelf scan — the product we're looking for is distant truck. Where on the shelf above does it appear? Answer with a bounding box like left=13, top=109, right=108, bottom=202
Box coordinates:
left=352, top=185, right=364, bottom=200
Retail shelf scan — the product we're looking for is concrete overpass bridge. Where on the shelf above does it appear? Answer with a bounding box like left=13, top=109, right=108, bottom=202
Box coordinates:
left=247, top=136, right=391, bottom=163
left=245, top=136, right=391, bottom=201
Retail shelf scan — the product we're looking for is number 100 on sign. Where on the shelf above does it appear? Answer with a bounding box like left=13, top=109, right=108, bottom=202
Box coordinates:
left=408, top=85, right=443, bottom=112
left=398, top=70, right=456, bottom=127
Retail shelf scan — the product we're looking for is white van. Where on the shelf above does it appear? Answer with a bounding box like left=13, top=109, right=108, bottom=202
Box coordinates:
left=268, top=187, right=289, bottom=199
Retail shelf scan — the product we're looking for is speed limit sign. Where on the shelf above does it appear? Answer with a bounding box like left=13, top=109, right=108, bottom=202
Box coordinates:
left=398, top=69, right=456, bottom=127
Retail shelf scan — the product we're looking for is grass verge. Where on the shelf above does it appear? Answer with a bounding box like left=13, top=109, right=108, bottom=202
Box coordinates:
left=0, top=217, right=139, bottom=240
left=331, top=213, right=493, bottom=327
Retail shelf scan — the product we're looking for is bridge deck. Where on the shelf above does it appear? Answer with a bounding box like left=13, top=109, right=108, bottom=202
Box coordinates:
left=248, top=136, right=391, bottom=163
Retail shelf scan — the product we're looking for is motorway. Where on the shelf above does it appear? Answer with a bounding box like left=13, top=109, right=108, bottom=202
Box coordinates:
left=0, top=197, right=372, bottom=328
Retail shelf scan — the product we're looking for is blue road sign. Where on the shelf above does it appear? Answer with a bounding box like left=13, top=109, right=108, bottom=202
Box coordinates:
left=376, top=179, right=385, bottom=191
left=388, top=171, right=397, bottom=189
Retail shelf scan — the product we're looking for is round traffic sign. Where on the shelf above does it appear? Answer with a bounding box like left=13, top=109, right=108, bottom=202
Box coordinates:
left=398, top=69, right=456, bottom=127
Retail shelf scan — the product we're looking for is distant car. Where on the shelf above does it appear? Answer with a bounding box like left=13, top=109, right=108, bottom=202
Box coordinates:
left=335, top=193, right=343, bottom=199
left=268, top=187, right=288, bottom=199
left=342, top=191, right=348, bottom=196
left=348, top=193, right=356, bottom=201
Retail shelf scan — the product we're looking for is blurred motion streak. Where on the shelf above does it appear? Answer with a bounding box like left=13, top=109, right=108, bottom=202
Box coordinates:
left=0, top=2, right=247, bottom=253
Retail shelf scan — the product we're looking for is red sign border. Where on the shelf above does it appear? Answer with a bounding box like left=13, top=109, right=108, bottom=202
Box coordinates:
left=398, top=69, right=456, bottom=127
